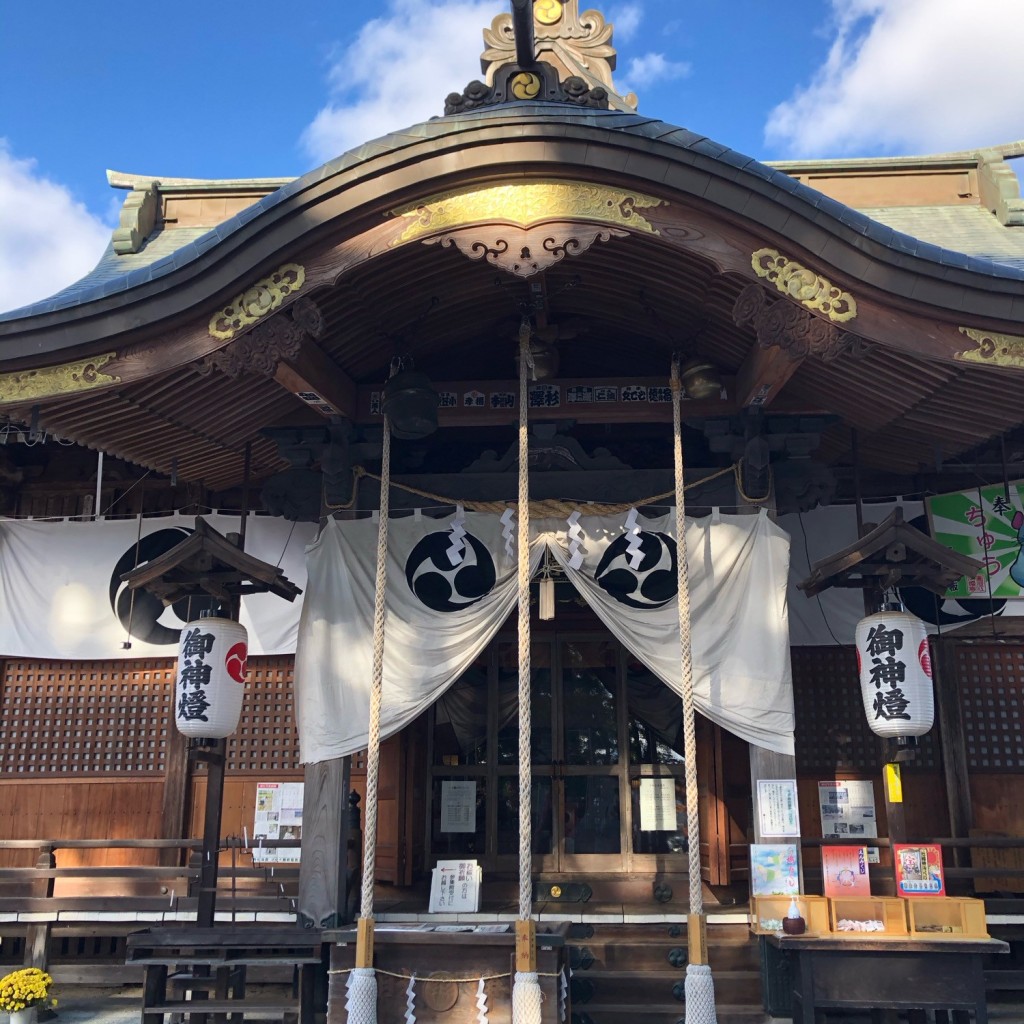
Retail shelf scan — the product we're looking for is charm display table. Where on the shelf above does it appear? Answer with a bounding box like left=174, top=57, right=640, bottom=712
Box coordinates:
left=767, top=934, right=1008, bottom=1024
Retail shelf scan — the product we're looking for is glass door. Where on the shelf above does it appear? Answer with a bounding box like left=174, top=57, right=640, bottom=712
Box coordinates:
left=558, top=638, right=627, bottom=871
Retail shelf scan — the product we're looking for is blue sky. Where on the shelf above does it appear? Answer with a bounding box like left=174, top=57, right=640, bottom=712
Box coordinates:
left=1, top=0, right=1022, bottom=313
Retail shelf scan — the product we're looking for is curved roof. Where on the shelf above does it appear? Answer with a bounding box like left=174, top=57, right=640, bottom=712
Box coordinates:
left=1, top=101, right=1023, bottom=493
left=2, top=103, right=1023, bottom=335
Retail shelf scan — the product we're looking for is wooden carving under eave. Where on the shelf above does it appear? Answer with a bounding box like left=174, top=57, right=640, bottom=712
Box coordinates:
left=0, top=352, right=120, bottom=405
left=423, top=223, right=629, bottom=277
left=203, top=312, right=307, bottom=379
left=391, top=180, right=663, bottom=247
left=955, top=327, right=1024, bottom=370
left=733, top=283, right=867, bottom=363
left=751, top=248, right=857, bottom=324
left=208, top=263, right=306, bottom=340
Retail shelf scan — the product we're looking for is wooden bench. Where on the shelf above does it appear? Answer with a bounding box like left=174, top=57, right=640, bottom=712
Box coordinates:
left=127, top=925, right=323, bottom=1023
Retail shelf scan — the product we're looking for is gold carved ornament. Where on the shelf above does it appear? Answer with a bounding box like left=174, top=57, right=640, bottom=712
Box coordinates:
left=751, top=248, right=857, bottom=324
left=208, top=263, right=305, bottom=341
left=511, top=72, right=542, bottom=99
left=534, top=1, right=563, bottom=25
left=956, top=326, right=1024, bottom=369
left=0, top=353, right=120, bottom=405
left=391, top=180, right=664, bottom=246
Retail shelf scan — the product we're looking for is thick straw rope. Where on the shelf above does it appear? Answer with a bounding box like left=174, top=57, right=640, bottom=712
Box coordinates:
left=672, top=359, right=717, bottom=1024
left=671, top=361, right=702, bottom=915
left=516, top=321, right=533, bottom=922
left=360, top=415, right=392, bottom=921
left=512, top=322, right=543, bottom=1024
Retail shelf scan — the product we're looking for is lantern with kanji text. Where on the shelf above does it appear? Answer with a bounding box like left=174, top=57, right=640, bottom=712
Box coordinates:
left=174, top=616, right=248, bottom=738
left=855, top=609, right=933, bottom=739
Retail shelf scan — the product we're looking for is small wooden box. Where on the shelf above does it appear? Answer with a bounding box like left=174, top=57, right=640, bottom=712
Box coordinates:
left=751, top=895, right=830, bottom=936
left=907, top=897, right=988, bottom=938
left=829, top=897, right=909, bottom=936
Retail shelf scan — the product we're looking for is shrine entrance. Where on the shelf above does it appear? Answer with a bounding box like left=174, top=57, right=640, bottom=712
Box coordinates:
left=426, top=622, right=742, bottom=880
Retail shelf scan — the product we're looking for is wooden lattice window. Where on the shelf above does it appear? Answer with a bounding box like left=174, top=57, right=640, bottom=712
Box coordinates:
left=1, top=655, right=302, bottom=777
left=226, top=656, right=300, bottom=772
left=0, top=659, right=175, bottom=776
left=957, top=644, right=1024, bottom=771
left=792, top=646, right=939, bottom=772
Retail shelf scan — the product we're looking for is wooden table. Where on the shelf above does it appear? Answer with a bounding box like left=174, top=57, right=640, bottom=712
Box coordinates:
left=325, top=924, right=570, bottom=1023
left=126, top=925, right=323, bottom=1023
left=767, top=934, right=1009, bottom=1024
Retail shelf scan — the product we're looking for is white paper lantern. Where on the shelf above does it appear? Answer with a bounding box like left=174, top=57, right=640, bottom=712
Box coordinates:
left=855, top=610, right=933, bottom=738
left=174, top=616, right=248, bottom=738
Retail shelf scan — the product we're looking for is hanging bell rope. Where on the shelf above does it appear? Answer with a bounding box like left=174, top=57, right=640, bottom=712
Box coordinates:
left=348, top=413, right=394, bottom=1024
left=671, top=356, right=718, bottom=1024
left=512, top=318, right=543, bottom=1024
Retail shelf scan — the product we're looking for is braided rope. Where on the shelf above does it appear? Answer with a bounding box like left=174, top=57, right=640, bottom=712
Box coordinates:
left=352, top=466, right=735, bottom=515
left=517, top=321, right=533, bottom=922
left=671, top=360, right=702, bottom=917
left=359, top=415, right=392, bottom=922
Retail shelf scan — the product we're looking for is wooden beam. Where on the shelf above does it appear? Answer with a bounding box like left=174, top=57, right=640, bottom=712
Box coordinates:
left=734, top=343, right=804, bottom=409
left=274, top=339, right=357, bottom=419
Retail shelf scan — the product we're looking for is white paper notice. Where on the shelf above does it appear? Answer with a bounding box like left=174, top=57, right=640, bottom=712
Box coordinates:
left=757, top=779, right=800, bottom=838
left=639, top=778, right=677, bottom=831
left=440, top=780, right=477, bottom=833
left=817, top=780, right=877, bottom=839
left=252, top=781, right=304, bottom=864
left=429, top=859, right=481, bottom=912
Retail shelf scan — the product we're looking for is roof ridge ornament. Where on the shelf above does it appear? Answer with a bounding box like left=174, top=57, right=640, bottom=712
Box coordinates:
left=446, top=0, right=637, bottom=116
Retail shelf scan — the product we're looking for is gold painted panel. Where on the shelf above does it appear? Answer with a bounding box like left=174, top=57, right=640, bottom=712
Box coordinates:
left=0, top=353, right=120, bottom=405
left=956, top=327, right=1024, bottom=370
left=208, top=263, right=305, bottom=340
left=391, top=180, right=664, bottom=245
left=751, top=247, right=857, bottom=324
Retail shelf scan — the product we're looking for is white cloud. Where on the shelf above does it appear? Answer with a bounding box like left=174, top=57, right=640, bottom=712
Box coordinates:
left=607, top=3, right=642, bottom=43
left=0, top=143, right=110, bottom=315
left=622, top=52, right=691, bottom=90
left=301, top=0, right=497, bottom=165
left=766, top=0, right=1024, bottom=157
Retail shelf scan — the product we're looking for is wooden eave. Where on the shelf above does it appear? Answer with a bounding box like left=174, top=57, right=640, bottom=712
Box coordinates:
left=0, top=109, right=1022, bottom=490
left=798, top=507, right=984, bottom=596
left=122, top=517, right=301, bottom=603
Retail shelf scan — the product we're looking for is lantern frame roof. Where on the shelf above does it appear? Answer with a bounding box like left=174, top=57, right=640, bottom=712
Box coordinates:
left=122, top=516, right=302, bottom=604
left=797, top=506, right=984, bottom=597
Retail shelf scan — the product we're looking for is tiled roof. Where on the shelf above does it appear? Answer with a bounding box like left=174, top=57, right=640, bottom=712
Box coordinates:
left=3, top=104, right=1022, bottom=325
left=857, top=205, right=1024, bottom=272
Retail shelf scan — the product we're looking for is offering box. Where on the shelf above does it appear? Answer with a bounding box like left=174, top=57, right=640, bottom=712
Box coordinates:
left=907, top=897, right=988, bottom=939
left=752, top=895, right=829, bottom=936
left=828, top=897, right=909, bottom=936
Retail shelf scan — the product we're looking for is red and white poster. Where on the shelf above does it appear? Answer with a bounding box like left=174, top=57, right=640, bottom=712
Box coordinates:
left=894, top=843, right=945, bottom=896
left=821, top=845, right=871, bottom=898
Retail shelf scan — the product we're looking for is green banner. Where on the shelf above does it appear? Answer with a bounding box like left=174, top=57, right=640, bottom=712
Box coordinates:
left=927, top=483, right=1024, bottom=599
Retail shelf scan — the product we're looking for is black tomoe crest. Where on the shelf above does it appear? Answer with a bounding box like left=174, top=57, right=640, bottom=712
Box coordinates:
left=594, top=531, right=678, bottom=609
left=405, top=531, right=497, bottom=612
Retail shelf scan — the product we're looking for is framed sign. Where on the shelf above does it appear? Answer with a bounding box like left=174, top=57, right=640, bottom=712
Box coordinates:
left=757, top=779, right=800, bottom=837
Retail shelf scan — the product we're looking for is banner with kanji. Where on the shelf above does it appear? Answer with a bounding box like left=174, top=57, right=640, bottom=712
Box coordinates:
left=926, top=483, right=1024, bottom=599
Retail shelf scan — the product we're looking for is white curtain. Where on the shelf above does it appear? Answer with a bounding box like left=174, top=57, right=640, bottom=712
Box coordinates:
left=294, top=508, right=794, bottom=761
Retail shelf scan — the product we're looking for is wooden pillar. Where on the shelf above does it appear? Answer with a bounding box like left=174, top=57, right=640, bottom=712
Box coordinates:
left=160, top=729, right=191, bottom=867
left=933, top=637, right=972, bottom=864
left=298, top=756, right=353, bottom=928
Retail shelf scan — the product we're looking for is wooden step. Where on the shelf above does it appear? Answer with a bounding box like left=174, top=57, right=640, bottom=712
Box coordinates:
left=573, top=1003, right=768, bottom=1024
left=570, top=968, right=761, bottom=1006
left=145, top=998, right=298, bottom=1018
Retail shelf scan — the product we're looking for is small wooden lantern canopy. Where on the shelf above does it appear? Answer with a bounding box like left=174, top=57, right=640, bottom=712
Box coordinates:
left=121, top=516, right=301, bottom=605
left=798, top=507, right=983, bottom=597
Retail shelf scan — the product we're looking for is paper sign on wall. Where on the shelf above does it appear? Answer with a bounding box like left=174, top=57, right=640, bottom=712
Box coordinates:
left=440, top=780, right=477, bottom=833
left=757, top=779, right=800, bottom=837
left=252, top=782, right=303, bottom=864
left=639, top=778, right=678, bottom=831
left=817, top=780, right=877, bottom=839
left=750, top=844, right=800, bottom=895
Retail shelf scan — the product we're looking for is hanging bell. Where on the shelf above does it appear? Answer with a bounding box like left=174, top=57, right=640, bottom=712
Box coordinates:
left=382, top=360, right=439, bottom=439
left=679, top=359, right=722, bottom=400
